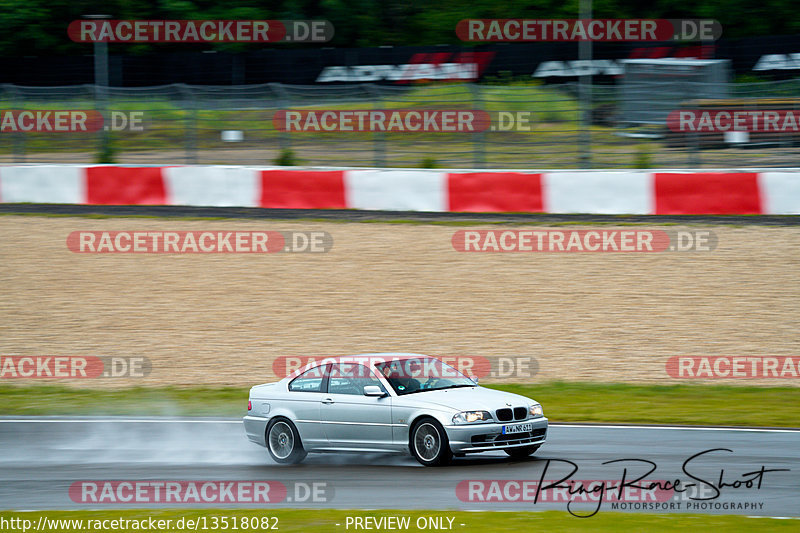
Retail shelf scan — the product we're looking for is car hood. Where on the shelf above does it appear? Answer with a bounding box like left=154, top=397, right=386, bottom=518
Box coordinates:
left=397, top=386, right=536, bottom=412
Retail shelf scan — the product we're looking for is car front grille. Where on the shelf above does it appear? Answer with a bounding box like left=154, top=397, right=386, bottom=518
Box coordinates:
left=495, top=408, right=512, bottom=422
left=470, top=428, right=547, bottom=448
left=495, top=407, right=528, bottom=422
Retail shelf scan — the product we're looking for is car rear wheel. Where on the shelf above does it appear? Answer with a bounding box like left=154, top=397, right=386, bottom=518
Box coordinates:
left=266, top=418, right=307, bottom=464
left=504, top=445, right=540, bottom=460
left=410, top=418, right=452, bottom=467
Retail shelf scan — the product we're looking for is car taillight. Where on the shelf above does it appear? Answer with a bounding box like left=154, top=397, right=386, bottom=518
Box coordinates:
left=248, top=400, right=252, bottom=411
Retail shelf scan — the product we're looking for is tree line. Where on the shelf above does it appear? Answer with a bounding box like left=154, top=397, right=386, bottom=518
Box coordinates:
left=2, top=0, right=798, bottom=56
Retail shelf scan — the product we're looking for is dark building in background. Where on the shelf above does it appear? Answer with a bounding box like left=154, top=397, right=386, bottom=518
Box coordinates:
left=3, top=35, right=800, bottom=86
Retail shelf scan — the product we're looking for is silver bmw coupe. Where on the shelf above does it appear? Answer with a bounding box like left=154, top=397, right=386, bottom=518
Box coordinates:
left=243, top=353, right=547, bottom=466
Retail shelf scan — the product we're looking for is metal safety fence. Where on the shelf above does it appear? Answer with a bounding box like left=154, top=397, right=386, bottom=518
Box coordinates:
left=1, top=80, right=800, bottom=168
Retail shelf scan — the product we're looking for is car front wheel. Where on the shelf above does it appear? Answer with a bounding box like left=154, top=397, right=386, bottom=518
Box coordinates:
left=266, top=418, right=307, bottom=464
left=410, top=418, right=452, bottom=466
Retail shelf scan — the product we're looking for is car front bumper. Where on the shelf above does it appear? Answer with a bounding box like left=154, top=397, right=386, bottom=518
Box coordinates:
left=444, top=416, right=548, bottom=454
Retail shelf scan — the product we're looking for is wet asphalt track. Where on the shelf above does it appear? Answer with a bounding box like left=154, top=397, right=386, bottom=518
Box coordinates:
left=1, top=206, right=798, bottom=516
left=0, top=417, right=798, bottom=516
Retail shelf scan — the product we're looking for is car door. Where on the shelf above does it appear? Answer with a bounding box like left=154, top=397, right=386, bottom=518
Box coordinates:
left=321, top=363, right=394, bottom=450
left=285, top=363, right=330, bottom=448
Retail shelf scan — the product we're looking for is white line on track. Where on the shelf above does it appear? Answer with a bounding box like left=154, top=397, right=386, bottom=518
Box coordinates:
left=0, top=418, right=799, bottom=432
left=552, top=424, right=800, bottom=433
left=0, top=418, right=241, bottom=423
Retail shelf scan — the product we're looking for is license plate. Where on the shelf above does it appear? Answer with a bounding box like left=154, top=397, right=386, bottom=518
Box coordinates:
left=502, top=423, right=533, bottom=435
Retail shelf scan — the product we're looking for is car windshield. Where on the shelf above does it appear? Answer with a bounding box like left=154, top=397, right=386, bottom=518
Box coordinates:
left=374, top=357, right=476, bottom=395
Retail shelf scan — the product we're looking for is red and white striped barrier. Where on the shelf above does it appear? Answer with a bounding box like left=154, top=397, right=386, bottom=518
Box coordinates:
left=1, top=165, right=799, bottom=214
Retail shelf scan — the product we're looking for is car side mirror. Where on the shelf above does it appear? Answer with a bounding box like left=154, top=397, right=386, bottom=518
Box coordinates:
left=472, top=376, right=479, bottom=384
left=363, top=385, right=387, bottom=397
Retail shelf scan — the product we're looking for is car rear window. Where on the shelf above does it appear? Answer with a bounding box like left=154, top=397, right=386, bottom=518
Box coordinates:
left=288, top=364, right=329, bottom=392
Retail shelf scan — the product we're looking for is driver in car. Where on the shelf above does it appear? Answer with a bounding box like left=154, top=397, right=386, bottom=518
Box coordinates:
left=382, top=359, right=422, bottom=393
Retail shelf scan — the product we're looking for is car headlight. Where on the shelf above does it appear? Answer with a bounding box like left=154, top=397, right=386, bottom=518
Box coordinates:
left=529, top=404, right=543, bottom=417
left=452, top=410, right=492, bottom=425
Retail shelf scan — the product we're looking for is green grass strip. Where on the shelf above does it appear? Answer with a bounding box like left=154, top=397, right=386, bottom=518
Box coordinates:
left=494, top=382, right=800, bottom=427
left=1, top=382, right=798, bottom=427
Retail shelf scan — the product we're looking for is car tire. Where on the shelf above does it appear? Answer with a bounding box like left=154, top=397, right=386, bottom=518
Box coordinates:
left=410, top=418, right=452, bottom=467
left=266, top=418, right=307, bottom=464
left=504, top=445, right=540, bottom=460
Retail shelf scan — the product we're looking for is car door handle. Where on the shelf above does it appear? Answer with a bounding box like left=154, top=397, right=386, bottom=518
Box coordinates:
left=321, top=398, right=334, bottom=404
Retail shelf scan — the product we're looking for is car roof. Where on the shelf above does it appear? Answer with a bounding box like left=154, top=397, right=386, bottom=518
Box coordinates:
left=291, top=353, right=434, bottom=372
left=331, top=353, right=433, bottom=362
left=351, top=352, right=432, bottom=358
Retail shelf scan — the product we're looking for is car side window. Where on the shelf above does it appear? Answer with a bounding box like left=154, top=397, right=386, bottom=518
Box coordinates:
left=328, top=363, right=383, bottom=395
left=288, top=364, right=329, bottom=392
